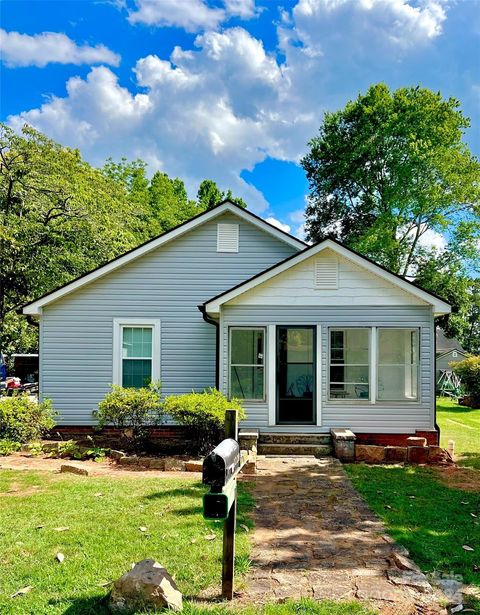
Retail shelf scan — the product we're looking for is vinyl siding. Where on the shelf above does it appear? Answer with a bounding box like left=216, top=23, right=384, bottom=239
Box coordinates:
left=221, top=305, right=435, bottom=434
left=40, top=213, right=299, bottom=424
left=229, top=248, right=428, bottom=307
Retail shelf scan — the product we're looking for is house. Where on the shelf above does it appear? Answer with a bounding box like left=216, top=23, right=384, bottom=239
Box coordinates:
left=435, top=328, right=468, bottom=393
left=23, top=201, right=451, bottom=446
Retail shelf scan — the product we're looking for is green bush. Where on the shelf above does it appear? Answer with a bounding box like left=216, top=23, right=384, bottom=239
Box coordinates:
left=452, top=355, right=480, bottom=408
left=0, top=394, right=56, bottom=443
left=0, top=440, right=21, bottom=456
left=94, top=383, right=163, bottom=449
left=162, top=388, right=245, bottom=455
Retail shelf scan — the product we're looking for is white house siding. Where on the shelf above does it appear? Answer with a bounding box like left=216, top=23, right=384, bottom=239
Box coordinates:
left=221, top=305, right=435, bottom=434
left=228, top=248, right=428, bottom=308
left=40, top=213, right=299, bottom=425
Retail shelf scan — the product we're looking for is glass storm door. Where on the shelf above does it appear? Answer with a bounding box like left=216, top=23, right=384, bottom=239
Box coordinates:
left=276, top=326, right=316, bottom=424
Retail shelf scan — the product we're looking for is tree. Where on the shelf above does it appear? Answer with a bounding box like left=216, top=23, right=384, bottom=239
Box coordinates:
left=302, top=84, right=480, bottom=276
left=149, top=172, right=200, bottom=233
left=197, top=179, right=246, bottom=210
left=0, top=124, right=145, bottom=355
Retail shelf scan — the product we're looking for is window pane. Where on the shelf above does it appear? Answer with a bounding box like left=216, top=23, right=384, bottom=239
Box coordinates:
left=329, top=383, right=370, bottom=400
left=283, top=364, right=314, bottom=398
left=285, top=328, right=313, bottom=363
left=330, top=365, right=369, bottom=383
left=378, top=329, right=418, bottom=364
left=330, top=329, right=369, bottom=364
left=230, top=366, right=264, bottom=400
left=231, top=329, right=264, bottom=365
left=122, top=327, right=152, bottom=358
left=122, top=359, right=152, bottom=388
left=377, top=329, right=418, bottom=400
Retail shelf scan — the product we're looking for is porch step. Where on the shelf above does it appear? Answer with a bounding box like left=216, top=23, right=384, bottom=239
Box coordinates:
left=257, top=443, right=332, bottom=457
left=258, top=433, right=332, bottom=446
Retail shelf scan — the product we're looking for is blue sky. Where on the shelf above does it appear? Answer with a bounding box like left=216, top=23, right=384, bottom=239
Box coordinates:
left=1, top=0, right=479, bottom=238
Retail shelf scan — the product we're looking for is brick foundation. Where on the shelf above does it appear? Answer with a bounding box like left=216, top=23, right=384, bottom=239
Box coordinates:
left=354, top=431, right=439, bottom=447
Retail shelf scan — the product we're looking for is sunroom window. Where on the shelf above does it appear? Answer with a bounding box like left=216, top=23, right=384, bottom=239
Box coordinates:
left=229, top=328, right=265, bottom=401
left=329, top=328, right=369, bottom=400
left=122, top=326, right=153, bottom=388
left=377, top=328, right=419, bottom=401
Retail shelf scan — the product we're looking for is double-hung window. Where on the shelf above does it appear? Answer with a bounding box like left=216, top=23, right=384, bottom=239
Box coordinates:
left=229, top=328, right=265, bottom=401
left=329, top=328, right=370, bottom=400
left=113, top=319, right=160, bottom=388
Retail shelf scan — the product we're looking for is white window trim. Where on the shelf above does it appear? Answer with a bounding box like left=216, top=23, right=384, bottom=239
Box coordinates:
left=113, top=318, right=161, bottom=386
left=228, top=326, right=266, bottom=402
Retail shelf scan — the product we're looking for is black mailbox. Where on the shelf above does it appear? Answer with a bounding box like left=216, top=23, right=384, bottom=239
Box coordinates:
left=203, top=438, right=240, bottom=489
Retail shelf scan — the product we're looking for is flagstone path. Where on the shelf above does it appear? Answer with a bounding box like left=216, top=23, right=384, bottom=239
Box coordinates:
left=242, top=456, right=446, bottom=615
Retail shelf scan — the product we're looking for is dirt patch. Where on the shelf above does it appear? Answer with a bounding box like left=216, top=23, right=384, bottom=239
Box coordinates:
left=432, top=466, right=480, bottom=492
left=0, top=453, right=201, bottom=480
left=0, top=482, right=44, bottom=497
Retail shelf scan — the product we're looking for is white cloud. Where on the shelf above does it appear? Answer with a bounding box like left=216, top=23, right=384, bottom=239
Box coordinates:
left=127, top=0, right=259, bottom=31
left=0, top=29, right=120, bottom=68
left=289, top=209, right=306, bottom=224
left=7, top=0, right=453, bottom=213
left=264, top=217, right=291, bottom=233
left=128, top=0, right=224, bottom=31
left=417, top=228, right=447, bottom=252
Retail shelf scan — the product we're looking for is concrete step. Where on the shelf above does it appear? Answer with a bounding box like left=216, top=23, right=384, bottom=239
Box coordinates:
left=258, top=433, right=332, bottom=446
left=257, top=443, right=333, bottom=457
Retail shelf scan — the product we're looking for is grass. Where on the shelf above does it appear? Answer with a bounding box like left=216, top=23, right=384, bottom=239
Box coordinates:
left=0, top=470, right=376, bottom=615
left=0, top=471, right=254, bottom=614
left=345, top=463, right=480, bottom=610
left=437, top=396, right=480, bottom=470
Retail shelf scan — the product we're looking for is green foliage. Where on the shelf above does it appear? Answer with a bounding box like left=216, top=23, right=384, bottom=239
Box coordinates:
left=163, top=388, right=245, bottom=454
left=0, top=394, right=55, bottom=442
left=303, top=84, right=480, bottom=274
left=452, top=355, right=480, bottom=408
left=196, top=179, right=246, bottom=210
left=95, top=383, right=163, bottom=449
left=46, top=439, right=108, bottom=461
left=0, top=439, right=21, bottom=456
left=149, top=171, right=202, bottom=233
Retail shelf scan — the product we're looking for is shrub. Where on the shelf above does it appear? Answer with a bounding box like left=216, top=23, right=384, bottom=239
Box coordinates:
left=162, top=388, right=245, bottom=455
left=452, top=355, right=480, bottom=408
left=0, top=440, right=21, bottom=456
left=0, top=394, right=56, bottom=442
left=94, top=383, right=163, bottom=449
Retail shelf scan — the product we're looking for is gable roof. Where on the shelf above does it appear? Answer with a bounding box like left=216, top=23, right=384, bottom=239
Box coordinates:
left=436, top=348, right=468, bottom=361
left=203, top=238, right=451, bottom=316
left=23, top=200, right=306, bottom=315
left=436, top=327, right=466, bottom=354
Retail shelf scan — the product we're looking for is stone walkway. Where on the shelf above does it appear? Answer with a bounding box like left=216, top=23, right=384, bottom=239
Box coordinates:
left=242, top=456, right=445, bottom=615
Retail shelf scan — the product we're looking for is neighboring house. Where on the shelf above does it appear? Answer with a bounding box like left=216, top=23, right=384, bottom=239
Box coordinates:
left=435, top=328, right=468, bottom=390
left=24, top=201, right=451, bottom=445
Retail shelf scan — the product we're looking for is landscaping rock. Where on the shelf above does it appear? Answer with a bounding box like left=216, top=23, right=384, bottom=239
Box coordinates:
left=407, top=446, right=429, bottom=464
left=391, top=551, right=421, bottom=572
left=428, top=447, right=454, bottom=465
left=109, top=450, right=126, bottom=461
left=406, top=436, right=427, bottom=447
left=185, top=460, right=203, bottom=472
left=164, top=458, right=186, bottom=472
left=387, top=569, right=432, bottom=593
left=241, top=461, right=257, bottom=475
left=434, top=578, right=463, bottom=605
left=110, top=559, right=182, bottom=613
left=355, top=444, right=385, bottom=463
left=60, top=464, right=89, bottom=476
left=146, top=458, right=166, bottom=470
left=384, top=446, right=407, bottom=463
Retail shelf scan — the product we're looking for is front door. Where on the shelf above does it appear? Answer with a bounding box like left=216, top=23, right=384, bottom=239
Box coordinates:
left=276, top=326, right=316, bottom=425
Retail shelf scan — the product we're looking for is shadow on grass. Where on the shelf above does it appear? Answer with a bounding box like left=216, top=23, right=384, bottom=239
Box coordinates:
left=457, top=451, right=480, bottom=470
left=55, top=595, right=110, bottom=615
left=143, top=485, right=206, bottom=500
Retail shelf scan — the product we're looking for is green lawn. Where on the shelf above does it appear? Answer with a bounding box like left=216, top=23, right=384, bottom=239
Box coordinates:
left=437, top=396, right=480, bottom=470
left=0, top=470, right=374, bottom=615
left=345, top=464, right=480, bottom=611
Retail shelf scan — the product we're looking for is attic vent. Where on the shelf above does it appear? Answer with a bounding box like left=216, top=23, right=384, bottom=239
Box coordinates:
left=217, top=223, right=239, bottom=253
left=314, top=258, right=338, bottom=289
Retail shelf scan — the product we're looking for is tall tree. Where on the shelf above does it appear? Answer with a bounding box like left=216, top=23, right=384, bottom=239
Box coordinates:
left=149, top=172, right=200, bottom=233
left=0, top=125, right=145, bottom=355
left=302, top=84, right=480, bottom=276
left=197, top=179, right=246, bottom=210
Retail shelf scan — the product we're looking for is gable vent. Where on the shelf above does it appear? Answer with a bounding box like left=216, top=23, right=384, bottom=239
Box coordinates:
left=314, top=258, right=338, bottom=289
left=217, top=223, right=239, bottom=253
